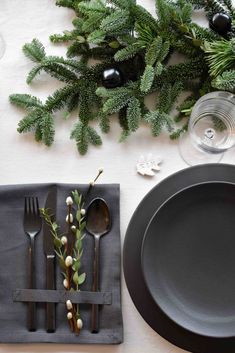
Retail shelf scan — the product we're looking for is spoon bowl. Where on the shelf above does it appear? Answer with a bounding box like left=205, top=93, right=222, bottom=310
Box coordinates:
left=86, top=198, right=111, bottom=333
left=86, top=198, right=111, bottom=237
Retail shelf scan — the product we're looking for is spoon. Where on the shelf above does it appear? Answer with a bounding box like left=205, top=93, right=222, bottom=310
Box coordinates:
left=86, top=198, right=111, bottom=333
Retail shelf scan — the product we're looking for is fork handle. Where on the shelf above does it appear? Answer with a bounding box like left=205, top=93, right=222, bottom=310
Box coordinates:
left=28, top=237, right=36, bottom=331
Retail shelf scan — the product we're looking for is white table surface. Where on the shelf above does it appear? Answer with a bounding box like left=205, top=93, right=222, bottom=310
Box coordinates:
left=0, top=1, right=234, bottom=352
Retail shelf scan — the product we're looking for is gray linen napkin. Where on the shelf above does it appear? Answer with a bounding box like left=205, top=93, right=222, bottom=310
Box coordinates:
left=0, top=183, right=123, bottom=344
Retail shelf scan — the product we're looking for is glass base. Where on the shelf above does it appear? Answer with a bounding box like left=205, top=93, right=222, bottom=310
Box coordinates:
left=0, top=35, right=5, bottom=59
left=179, top=132, right=224, bottom=166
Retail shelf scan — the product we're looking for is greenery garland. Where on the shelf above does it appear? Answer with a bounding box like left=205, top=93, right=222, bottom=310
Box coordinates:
left=9, top=0, right=235, bottom=154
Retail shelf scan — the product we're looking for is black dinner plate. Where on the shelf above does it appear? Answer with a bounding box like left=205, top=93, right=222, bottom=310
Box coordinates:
left=141, top=182, right=235, bottom=339
left=123, top=164, right=235, bottom=353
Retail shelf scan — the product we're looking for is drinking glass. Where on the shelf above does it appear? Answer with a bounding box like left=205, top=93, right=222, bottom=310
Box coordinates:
left=179, top=91, right=235, bottom=166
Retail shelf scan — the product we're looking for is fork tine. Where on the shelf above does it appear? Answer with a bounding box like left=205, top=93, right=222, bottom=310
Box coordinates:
left=36, top=197, right=40, bottom=215
left=24, top=197, right=27, bottom=213
left=28, top=197, right=32, bottom=214
left=32, top=197, right=36, bottom=215
left=25, top=197, right=30, bottom=214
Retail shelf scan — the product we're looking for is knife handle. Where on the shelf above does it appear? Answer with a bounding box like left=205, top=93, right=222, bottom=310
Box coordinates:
left=46, top=255, right=55, bottom=333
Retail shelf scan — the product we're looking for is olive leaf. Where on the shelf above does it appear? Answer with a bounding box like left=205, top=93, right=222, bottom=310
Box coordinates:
left=54, top=237, right=62, bottom=248
left=72, top=271, right=86, bottom=285
left=78, top=272, right=86, bottom=285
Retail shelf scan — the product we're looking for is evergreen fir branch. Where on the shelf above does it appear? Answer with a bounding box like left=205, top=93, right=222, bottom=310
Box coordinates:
left=118, top=107, right=130, bottom=141
left=45, top=84, right=80, bottom=112
left=50, top=33, right=69, bottom=43
left=108, top=0, right=136, bottom=9
left=26, top=57, right=84, bottom=84
left=82, top=12, right=105, bottom=32
left=204, top=39, right=235, bottom=77
left=157, top=83, right=172, bottom=112
left=99, top=111, right=110, bottom=133
left=170, top=123, right=188, bottom=139
left=100, top=9, right=131, bottom=34
left=85, top=46, right=116, bottom=60
left=96, top=86, right=112, bottom=98
left=135, top=23, right=156, bottom=47
left=204, top=0, right=227, bottom=19
left=212, top=69, right=235, bottom=91
left=144, top=110, right=162, bottom=136
left=44, top=56, right=86, bottom=73
left=156, top=82, right=183, bottom=117
left=44, top=63, right=79, bottom=82
left=78, top=80, right=99, bottom=123
left=102, top=90, right=131, bottom=114
left=177, top=97, right=196, bottom=115
left=155, top=62, right=163, bottom=76
left=126, top=97, right=141, bottom=131
left=50, top=29, right=82, bottom=43
left=188, top=0, right=205, bottom=9
left=181, top=2, right=193, bottom=23
left=155, top=0, right=172, bottom=27
left=119, top=129, right=130, bottom=142
left=151, top=57, right=205, bottom=91
left=118, top=107, right=128, bottom=129
left=9, top=94, right=43, bottom=110
left=140, top=65, right=155, bottom=93
left=67, top=93, right=80, bottom=112
left=170, top=81, right=183, bottom=108
left=145, top=37, right=163, bottom=66
left=70, top=122, right=89, bottom=155
left=114, top=43, right=142, bottom=61
left=145, top=110, right=174, bottom=136
left=12, top=0, right=233, bottom=153
left=67, top=42, right=89, bottom=58
left=72, top=18, right=84, bottom=31
left=23, top=39, right=46, bottom=63
left=77, top=0, right=107, bottom=15
left=17, top=110, right=41, bottom=133
left=35, top=125, right=43, bottom=141
left=131, top=5, right=159, bottom=32
left=223, top=0, right=234, bottom=12
left=26, top=65, right=44, bottom=84
left=56, top=0, right=76, bottom=9
left=87, top=30, right=106, bottom=44
left=39, top=112, right=55, bottom=146
left=157, top=40, right=170, bottom=62
left=87, top=126, right=102, bottom=145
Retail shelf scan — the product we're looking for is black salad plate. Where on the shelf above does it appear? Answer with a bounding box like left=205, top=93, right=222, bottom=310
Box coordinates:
left=123, top=164, right=235, bottom=353
left=142, top=182, right=235, bottom=339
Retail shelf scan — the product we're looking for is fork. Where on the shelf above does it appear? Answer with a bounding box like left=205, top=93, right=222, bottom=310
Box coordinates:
left=24, top=197, right=42, bottom=331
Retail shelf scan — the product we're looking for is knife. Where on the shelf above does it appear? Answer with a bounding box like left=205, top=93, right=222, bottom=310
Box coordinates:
left=43, top=186, right=57, bottom=333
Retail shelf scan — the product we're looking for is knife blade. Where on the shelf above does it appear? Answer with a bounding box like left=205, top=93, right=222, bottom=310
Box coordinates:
left=43, top=185, right=57, bottom=333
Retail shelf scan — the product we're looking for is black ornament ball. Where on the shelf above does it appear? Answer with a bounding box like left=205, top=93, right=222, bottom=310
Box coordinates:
left=102, top=68, right=123, bottom=88
left=210, top=12, right=232, bottom=35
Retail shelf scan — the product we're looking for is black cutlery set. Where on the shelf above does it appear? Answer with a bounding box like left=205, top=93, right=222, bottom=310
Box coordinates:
left=22, top=187, right=112, bottom=334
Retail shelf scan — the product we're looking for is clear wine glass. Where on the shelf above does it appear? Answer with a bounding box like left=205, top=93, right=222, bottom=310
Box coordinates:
left=0, top=33, right=5, bottom=59
left=179, top=91, right=235, bottom=166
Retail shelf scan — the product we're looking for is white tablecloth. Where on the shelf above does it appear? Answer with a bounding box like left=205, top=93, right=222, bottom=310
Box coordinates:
left=0, top=1, right=234, bottom=352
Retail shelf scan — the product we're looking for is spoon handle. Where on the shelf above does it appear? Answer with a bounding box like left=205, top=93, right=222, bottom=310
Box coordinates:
left=91, top=235, right=100, bottom=333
